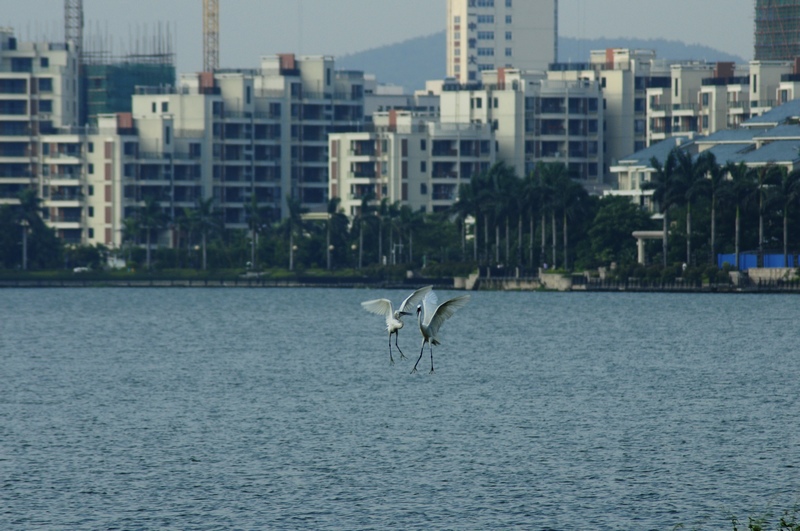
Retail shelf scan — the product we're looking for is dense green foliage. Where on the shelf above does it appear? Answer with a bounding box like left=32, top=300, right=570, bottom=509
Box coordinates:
left=3, top=154, right=800, bottom=276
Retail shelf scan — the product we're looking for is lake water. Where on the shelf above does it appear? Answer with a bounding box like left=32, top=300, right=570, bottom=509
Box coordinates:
left=1, top=288, right=799, bottom=530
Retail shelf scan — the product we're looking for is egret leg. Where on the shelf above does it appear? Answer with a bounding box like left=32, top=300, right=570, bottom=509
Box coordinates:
left=395, top=333, right=406, bottom=360
left=429, top=343, right=435, bottom=373
left=388, top=333, right=394, bottom=365
left=411, top=340, right=426, bottom=374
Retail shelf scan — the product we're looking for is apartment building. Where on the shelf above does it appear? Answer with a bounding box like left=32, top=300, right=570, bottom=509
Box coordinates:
left=440, top=68, right=604, bottom=188
left=610, top=99, right=800, bottom=210
left=647, top=59, right=794, bottom=144
left=0, top=29, right=84, bottom=242
left=1, top=34, right=366, bottom=248
left=329, top=110, right=494, bottom=217
left=548, top=49, right=675, bottom=176
left=77, top=54, right=366, bottom=248
left=446, top=0, right=557, bottom=84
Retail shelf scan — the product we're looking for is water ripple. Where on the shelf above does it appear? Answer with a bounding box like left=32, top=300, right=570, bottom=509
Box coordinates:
left=1, top=289, right=799, bottom=529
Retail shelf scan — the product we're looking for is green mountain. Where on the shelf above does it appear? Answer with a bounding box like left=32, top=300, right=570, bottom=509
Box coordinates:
left=337, top=31, right=746, bottom=92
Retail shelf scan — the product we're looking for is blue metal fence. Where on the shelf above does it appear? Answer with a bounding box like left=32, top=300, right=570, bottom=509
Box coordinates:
left=717, top=253, right=796, bottom=269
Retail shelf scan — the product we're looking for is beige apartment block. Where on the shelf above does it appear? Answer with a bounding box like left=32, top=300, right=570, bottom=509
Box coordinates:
left=0, top=29, right=83, bottom=242
left=440, top=68, right=604, bottom=188
left=446, top=0, right=557, bottom=84
left=329, top=110, right=495, bottom=218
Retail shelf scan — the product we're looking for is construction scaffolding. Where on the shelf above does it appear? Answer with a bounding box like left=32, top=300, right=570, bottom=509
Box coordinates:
left=755, top=0, right=800, bottom=60
left=80, top=23, right=176, bottom=122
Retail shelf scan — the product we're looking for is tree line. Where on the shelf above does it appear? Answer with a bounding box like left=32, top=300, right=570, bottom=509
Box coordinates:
left=2, top=156, right=800, bottom=276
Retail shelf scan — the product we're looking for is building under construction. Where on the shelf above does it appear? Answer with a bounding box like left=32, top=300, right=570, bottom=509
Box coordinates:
left=81, top=26, right=175, bottom=123
left=755, top=0, right=800, bottom=60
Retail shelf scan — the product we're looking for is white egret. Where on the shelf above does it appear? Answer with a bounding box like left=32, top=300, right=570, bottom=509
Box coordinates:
left=361, top=285, right=433, bottom=364
left=412, top=291, right=470, bottom=374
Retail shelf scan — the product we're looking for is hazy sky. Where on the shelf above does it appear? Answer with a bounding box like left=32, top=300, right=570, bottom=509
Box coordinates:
left=3, top=0, right=755, bottom=74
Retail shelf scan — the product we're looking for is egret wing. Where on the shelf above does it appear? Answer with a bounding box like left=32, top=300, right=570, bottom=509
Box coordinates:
left=421, top=290, right=439, bottom=325
left=398, top=285, right=433, bottom=314
left=361, top=299, right=394, bottom=325
left=427, top=294, right=470, bottom=337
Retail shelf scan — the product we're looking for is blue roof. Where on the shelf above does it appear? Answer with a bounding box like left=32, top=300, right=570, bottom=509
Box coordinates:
left=743, top=99, right=800, bottom=127
left=698, top=128, right=758, bottom=143
left=753, top=124, right=800, bottom=139
left=617, top=136, right=696, bottom=166
left=726, top=140, right=800, bottom=164
left=704, top=143, right=754, bottom=164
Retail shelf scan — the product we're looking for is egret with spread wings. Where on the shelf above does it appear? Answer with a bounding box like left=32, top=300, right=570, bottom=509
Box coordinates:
left=412, top=290, right=470, bottom=374
left=361, top=285, right=433, bottom=364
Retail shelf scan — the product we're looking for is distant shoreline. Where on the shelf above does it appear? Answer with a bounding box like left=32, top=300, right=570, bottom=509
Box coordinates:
left=2, top=276, right=799, bottom=293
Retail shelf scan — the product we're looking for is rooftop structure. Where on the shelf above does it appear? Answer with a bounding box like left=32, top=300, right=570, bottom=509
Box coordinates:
left=755, top=0, right=800, bottom=61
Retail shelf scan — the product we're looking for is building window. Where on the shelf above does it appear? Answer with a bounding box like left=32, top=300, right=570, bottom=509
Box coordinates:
left=752, top=75, right=757, bottom=93
left=39, top=78, right=53, bottom=92
left=702, top=93, right=709, bottom=106
left=152, top=102, right=157, bottom=113
left=477, top=31, right=494, bottom=40
left=161, top=101, right=169, bottom=113
left=165, top=126, right=171, bottom=145
left=88, top=185, right=94, bottom=196
left=506, top=0, right=512, bottom=6
left=477, top=15, right=494, bottom=23
left=505, top=48, right=512, bottom=57
left=454, top=16, right=460, bottom=23
left=420, top=161, right=427, bottom=173
left=420, top=139, right=426, bottom=151
left=506, top=15, right=512, bottom=24
left=40, top=100, right=52, bottom=113
left=477, top=47, right=494, bottom=56
left=420, top=183, right=428, bottom=195
left=505, top=31, right=512, bottom=40
left=88, top=228, right=94, bottom=239
left=454, top=31, right=461, bottom=40
left=88, top=163, right=94, bottom=174
left=88, top=206, right=94, bottom=217
left=40, top=57, right=49, bottom=68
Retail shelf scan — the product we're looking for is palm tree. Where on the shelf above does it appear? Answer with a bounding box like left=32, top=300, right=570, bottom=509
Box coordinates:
left=537, top=162, right=566, bottom=268
left=245, top=196, right=271, bottom=270
left=283, top=196, right=307, bottom=271
left=753, top=164, right=781, bottom=266
left=186, top=197, right=219, bottom=270
left=701, top=152, right=725, bottom=266
left=552, top=171, right=589, bottom=270
left=722, top=162, right=756, bottom=270
left=644, top=150, right=679, bottom=268
left=773, top=167, right=800, bottom=267
left=140, top=195, right=168, bottom=270
left=354, top=192, right=376, bottom=268
left=521, top=170, right=542, bottom=268
left=16, top=188, right=43, bottom=270
left=673, top=149, right=708, bottom=266
left=452, top=180, right=477, bottom=262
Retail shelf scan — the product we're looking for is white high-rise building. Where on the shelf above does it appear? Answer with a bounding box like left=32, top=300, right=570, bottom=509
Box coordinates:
left=446, top=0, right=558, bottom=84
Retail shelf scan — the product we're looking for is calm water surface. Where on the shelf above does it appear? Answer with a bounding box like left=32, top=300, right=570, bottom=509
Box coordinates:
left=1, top=288, right=799, bottom=530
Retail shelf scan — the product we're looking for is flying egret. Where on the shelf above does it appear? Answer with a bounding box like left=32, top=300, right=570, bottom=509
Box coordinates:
left=361, top=285, right=433, bottom=364
left=412, top=290, right=470, bottom=374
